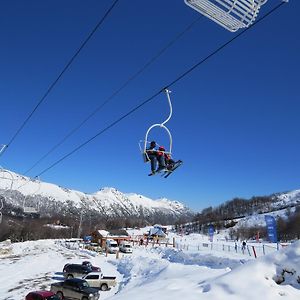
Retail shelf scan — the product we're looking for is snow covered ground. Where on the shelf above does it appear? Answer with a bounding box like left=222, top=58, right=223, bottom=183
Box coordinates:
left=0, top=232, right=299, bottom=300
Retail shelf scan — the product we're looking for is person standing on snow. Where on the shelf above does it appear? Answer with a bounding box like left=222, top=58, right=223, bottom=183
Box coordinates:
left=242, top=241, right=246, bottom=252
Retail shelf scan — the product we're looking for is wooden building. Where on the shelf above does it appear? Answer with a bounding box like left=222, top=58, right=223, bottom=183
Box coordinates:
left=91, top=229, right=130, bottom=248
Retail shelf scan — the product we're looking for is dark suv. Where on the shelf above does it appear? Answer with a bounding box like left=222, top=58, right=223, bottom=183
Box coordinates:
left=63, top=264, right=92, bottom=279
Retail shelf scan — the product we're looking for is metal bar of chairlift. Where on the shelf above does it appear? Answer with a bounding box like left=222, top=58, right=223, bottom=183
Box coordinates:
left=142, top=89, right=173, bottom=156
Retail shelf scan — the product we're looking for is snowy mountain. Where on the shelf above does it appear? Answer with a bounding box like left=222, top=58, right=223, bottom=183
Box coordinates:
left=273, top=190, right=300, bottom=208
left=0, top=169, right=193, bottom=222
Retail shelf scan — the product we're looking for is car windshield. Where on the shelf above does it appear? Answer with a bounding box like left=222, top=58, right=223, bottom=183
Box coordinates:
left=81, top=281, right=90, bottom=289
left=125, top=245, right=131, bottom=248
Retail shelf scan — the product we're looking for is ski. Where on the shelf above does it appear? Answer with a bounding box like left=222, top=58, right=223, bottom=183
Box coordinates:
left=164, top=160, right=183, bottom=178
left=148, top=160, right=183, bottom=178
left=148, top=169, right=168, bottom=176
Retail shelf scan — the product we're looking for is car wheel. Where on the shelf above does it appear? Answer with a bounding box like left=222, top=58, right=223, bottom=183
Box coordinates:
left=67, top=274, right=74, bottom=279
left=56, top=291, right=64, bottom=300
left=100, top=283, right=109, bottom=291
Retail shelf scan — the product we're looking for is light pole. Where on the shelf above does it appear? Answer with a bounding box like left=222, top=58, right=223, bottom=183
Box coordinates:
left=77, top=210, right=83, bottom=238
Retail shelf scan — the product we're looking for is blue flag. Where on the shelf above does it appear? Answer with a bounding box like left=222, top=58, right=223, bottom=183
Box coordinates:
left=208, top=225, right=214, bottom=242
left=264, top=215, right=278, bottom=243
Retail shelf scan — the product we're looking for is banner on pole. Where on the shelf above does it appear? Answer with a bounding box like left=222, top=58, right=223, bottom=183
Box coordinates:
left=208, top=225, right=214, bottom=242
left=264, top=215, right=277, bottom=243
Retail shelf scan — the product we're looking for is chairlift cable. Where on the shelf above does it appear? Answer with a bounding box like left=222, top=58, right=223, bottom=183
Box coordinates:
left=3, top=0, right=120, bottom=154
left=36, top=89, right=162, bottom=177
left=34, top=2, right=286, bottom=177
left=23, top=16, right=202, bottom=175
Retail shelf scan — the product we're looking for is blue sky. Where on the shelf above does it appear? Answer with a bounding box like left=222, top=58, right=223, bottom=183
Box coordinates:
left=0, top=0, right=299, bottom=211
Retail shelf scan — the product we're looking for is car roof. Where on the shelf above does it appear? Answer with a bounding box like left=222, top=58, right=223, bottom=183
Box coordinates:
left=66, top=263, right=90, bottom=268
left=85, top=272, right=102, bottom=276
left=65, top=278, right=86, bottom=283
left=31, top=291, right=55, bottom=296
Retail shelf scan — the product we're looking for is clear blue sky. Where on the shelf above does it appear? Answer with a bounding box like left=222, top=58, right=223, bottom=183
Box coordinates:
left=1, top=1, right=299, bottom=211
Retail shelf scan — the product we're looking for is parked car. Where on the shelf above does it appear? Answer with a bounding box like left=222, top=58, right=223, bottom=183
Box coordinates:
left=105, top=239, right=119, bottom=254
left=50, top=278, right=100, bottom=300
left=119, top=241, right=133, bottom=253
left=85, top=243, right=102, bottom=253
left=25, top=291, right=60, bottom=300
left=82, top=272, right=117, bottom=291
left=82, top=261, right=101, bottom=272
left=63, top=264, right=93, bottom=279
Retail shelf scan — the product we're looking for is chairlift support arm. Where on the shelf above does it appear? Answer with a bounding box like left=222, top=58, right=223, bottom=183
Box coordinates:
left=143, top=89, right=173, bottom=154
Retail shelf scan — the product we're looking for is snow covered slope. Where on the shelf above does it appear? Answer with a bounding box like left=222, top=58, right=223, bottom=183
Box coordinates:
left=0, top=169, right=192, bottom=220
left=1, top=236, right=299, bottom=300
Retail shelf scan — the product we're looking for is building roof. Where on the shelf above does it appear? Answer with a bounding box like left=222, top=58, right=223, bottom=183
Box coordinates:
left=96, top=229, right=129, bottom=238
left=149, top=227, right=166, bottom=237
left=97, top=230, right=110, bottom=237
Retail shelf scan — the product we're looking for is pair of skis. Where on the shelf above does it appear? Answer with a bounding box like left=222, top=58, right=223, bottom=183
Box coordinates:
left=148, top=160, right=183, bottom=178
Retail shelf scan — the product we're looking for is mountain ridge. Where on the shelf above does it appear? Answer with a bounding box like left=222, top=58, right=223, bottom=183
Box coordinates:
left=0, top=169, right=193, bottom=223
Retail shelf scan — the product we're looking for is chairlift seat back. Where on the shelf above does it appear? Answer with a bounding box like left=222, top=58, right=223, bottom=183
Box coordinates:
left=184, top=0, right=267, bottom=32
left=143, top=152, right=150, bottom=163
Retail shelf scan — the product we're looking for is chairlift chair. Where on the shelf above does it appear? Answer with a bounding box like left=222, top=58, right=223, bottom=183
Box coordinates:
left=0, top=196, right=3, bottom=224
left=22, top=177, right=41, bottom=215
left=0, top=168, right=14, bottom=224
left=0, top=144, right=7, bottom=156
left=184, top=0, right=268, bottom=32
left=140, top=89, right=173, bottom=162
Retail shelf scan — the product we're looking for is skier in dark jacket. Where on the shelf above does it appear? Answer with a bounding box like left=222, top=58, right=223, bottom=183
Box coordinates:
left=146, top=141, right=166, bottom=175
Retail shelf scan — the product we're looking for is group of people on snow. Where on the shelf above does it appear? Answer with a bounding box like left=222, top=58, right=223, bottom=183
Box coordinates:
left=146, top=141, right=175, bottom=175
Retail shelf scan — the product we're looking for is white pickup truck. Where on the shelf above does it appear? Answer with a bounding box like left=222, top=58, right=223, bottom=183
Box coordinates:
left=82, top=272, right=117, bottom=291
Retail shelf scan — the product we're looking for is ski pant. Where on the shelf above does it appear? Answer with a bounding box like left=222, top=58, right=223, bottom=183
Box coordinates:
left=148, top=154, right=165, bottom=172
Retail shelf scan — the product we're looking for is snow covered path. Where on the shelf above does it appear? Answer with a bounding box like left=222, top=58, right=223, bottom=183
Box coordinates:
left=0, top=240, right=121, bottom=300
left=0, top=238, right=300, bottom=300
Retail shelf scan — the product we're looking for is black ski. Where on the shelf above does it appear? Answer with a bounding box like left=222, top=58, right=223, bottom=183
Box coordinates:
left=148, top=169, right=168, bottom=176
left=164, top=160, right=183, bottom=178
left=148, top=160, right=183, bottom=177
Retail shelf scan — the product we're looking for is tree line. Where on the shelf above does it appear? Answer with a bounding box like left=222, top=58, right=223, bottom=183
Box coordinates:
left=174, top=195, right=300, bottom=242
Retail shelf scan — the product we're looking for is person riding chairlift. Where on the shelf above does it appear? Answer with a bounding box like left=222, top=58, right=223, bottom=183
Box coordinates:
left=158, top=146, right=176, bottom=171
left=146, top=141, right=166, bottom=175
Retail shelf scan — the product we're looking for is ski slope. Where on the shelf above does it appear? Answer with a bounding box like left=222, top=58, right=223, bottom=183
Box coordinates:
left=0, top=233, right=299, bottom=300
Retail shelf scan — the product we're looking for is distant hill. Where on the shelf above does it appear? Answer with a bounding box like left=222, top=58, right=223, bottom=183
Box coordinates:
left=0, top=169, right=193, bottom=224
left=187, top=189, right=300, bottom=241
left=193, top=189, right=300, bottom=225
